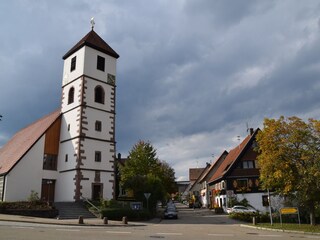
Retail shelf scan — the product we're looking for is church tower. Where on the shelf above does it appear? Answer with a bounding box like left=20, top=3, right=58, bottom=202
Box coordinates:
left=56, top=21, right=119, bottom=202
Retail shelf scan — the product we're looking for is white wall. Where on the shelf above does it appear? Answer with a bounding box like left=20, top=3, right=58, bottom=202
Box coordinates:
left=62, top=48, right=85, bottom=87
left=83, top=47, right=117, bottom=81
left=4, top=136, right=46, bottom=201
left=55, top=171, right=76, bottom=202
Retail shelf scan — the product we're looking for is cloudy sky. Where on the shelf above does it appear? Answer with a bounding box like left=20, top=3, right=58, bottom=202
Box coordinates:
left=1, top=0, right=320, bottom=181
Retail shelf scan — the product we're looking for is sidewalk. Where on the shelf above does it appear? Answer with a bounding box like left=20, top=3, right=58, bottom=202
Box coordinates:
left=0, top=214, right=160, bottom=227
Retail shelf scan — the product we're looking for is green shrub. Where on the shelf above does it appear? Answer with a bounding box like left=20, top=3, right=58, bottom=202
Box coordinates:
left=229, top=212, right=270, bottom=223
left=100, top=208, right=151, bottom=221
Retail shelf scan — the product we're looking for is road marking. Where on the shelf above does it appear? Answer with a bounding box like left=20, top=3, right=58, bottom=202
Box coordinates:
left=105, top=230, right=132, bottom=234
left=258, top=234, right=282, bottom=237
left=56, top=229, right=80, bottom=232
left=208, top=233, right=234, bottom=237
left=12, top=226, right=35, bottom=229
left=156, top=232, right=183, bottom=236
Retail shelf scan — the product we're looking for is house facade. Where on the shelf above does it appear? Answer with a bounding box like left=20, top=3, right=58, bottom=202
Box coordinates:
left=208, top=128, right=270, bottom=213
left=0, top=26, right=119, bottom=203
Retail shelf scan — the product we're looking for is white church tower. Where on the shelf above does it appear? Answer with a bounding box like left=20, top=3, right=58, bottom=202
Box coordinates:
left=56, top=20, right=119, bottom=202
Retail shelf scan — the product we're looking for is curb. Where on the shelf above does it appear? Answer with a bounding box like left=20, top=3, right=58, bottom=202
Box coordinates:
left=240, top=224, right=320, bottom=236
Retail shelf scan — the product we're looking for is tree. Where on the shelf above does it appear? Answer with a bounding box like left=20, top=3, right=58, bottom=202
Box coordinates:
left=119, top=140, right=176, bottom=210
left=256, top=116, right=320, bottom=225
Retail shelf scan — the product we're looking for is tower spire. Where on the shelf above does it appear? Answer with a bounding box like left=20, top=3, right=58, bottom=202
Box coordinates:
left=90, top=17, right=95, bottom=30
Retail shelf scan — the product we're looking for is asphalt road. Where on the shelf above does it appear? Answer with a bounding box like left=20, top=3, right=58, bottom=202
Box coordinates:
left=0, top=203, right=318, bottom=240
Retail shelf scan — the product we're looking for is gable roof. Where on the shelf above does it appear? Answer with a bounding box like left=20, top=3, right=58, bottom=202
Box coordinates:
left=189, top=164, right=211, bottom=191
left=198, top=150, right=228, bottom=183
left=208, top=129, right=259, bottom=184
left=189, top=168, right=205, bottom=182
left=63, top=30, right=119, bottom=60
left=0, top=110, right=61, bottom=175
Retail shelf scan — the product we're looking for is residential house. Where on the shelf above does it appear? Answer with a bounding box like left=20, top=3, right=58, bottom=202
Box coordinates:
left=198, top=151, right=228, bottom=208
left=0, top=26, right=119, bottom=202
left=208, top=128, right=270, bottom=212
left=188, top=165, right=211, bottom=207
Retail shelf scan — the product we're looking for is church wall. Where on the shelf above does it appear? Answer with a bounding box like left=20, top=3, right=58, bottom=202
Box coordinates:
left=82, top=108, right=113, bottom=140
left=84, top=77, right=113, bottom=112
left=83, top=46, right=117, bottom=81
left=4, top=136, right=45, bottom=201
left=62, top=48, right=85, bottom=87
left=55, top=171, right=76, bottom=202
left=80, top=138, right=114, bottom=170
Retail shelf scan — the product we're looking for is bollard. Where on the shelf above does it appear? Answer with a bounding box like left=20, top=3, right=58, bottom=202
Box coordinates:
left=103, top=217, right=108, bottom=225
left=252, top=216, right=256, bottom=225
left=78, top=215, right=84, bottom=224
left=122, top=216, right=128, bottom=224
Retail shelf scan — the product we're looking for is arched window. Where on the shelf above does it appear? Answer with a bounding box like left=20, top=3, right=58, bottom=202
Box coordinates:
left=94, top=86, right=105, bottom=104
left=68, top=87, right=74, bottom=104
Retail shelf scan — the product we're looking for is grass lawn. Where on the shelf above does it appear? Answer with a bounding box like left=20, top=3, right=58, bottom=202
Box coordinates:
left=256, top=223, right=320, bottom=233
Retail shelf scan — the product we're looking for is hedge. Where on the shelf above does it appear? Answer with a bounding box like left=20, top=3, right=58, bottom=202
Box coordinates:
left=229, top=212, right=270, bottom=223
left=100, top=208, right=151, bottom=221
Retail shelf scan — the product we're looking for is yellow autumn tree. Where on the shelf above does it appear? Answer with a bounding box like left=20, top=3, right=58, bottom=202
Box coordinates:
left=256, top=116, right=320, bottom=225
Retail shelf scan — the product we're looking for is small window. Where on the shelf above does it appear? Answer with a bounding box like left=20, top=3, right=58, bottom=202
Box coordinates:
left=95, top=151, right=101, bottom=162
left=70, top=56, right=76, bottom=71
left=68, top=87, right=74, bottom=104
left=97, top=55, right=105, bottom=71
left=243, top=160, right=254, bottom=169
left=65, top=154, right=68, bottom=162
left=68, top=124, right=70, bottom=131
left=43, top=154, right=58, bottom=170
left=95, top=121, right=102, bottom=132
left=94, top=86, right=105, bottom=104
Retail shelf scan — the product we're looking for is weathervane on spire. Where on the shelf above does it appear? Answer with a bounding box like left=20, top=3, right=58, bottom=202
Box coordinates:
left=90, top=17, right=95, bottom=30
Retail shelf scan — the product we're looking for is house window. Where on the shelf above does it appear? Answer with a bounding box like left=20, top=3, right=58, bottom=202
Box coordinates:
left=243, top=160, right=254, bottom=169
left=70, top=56, right=76, bottom=72
left=95, top=151, right=101, bottom=162
left=97, top=55, right=105, bottom=71
left=237, top=179, right=248, bottom=189
left=95, top=121, right=102, bottom=132
left=65, top=154, right=68, bottom=162
left=43, top=154, right=57, bottom=170
left=68, top=87, right=74, bottom=104
left=94, top=86, right=105, bottom=104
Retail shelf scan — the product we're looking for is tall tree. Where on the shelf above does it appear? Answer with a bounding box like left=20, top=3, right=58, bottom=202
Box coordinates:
left=256, top=116, right=320, bottom=225
left=119, top=140, right=176, bottom=209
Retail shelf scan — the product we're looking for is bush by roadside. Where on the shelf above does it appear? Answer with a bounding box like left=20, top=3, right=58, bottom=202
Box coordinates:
left=0, top=201, right=57, bottom=218
left=229, top=212, right=270, bottom=223
left=100, top=208, right=151, bottom=221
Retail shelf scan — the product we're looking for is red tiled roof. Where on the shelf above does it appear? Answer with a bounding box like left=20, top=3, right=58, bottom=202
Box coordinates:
left=0, top=110, right=61, bottom=175
left=198, top=150, right=228, bottom=183
left=189, top=168, right=205, bottom=181
left=208, top=131, right=257, bottom=184
left=63, top=30, right=119, bottom=60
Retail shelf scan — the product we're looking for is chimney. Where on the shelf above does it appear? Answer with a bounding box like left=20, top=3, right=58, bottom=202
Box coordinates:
left=249, top=128, right=254, bottom=135
left=117, top=153, right=121, bottom=160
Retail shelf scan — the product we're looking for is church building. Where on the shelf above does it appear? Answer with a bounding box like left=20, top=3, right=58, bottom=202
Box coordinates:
left=0, top=23, right=119, bottom=203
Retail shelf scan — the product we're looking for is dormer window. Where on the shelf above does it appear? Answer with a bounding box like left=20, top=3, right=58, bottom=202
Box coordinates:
left=70, top=56, right=76, bottom=72
left=94, top=86, right=105, bottom=104
left=97, top=55, right=105, bottom=71
left=68, top=87, right=74, bottom=104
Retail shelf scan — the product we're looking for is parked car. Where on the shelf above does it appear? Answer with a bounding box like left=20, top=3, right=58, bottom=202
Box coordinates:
left=226, top=205, right=257, bottom=214
left=163, top=206, right=178, bottom=219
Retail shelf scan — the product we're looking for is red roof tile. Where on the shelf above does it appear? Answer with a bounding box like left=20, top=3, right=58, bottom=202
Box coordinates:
left=0, top=110, right=61, bottom=175
left=63, top=30, right=119, bottom=60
